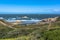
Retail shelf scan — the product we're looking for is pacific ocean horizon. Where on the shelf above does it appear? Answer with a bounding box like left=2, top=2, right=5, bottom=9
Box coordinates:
left=0, top=14, right=60, bottom=20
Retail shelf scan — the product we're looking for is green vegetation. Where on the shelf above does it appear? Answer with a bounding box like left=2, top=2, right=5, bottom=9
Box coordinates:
left=57, top=17, right=60, bottom=21
left=0, top=17, right=60, bottom=40
left=43, top=30, right=60, bottom=40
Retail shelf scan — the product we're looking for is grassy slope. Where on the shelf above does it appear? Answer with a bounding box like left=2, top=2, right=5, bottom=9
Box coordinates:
left=0, top=18, right=60, bottom=40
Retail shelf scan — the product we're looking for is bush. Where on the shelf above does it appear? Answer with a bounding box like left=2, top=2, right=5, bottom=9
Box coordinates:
left=43, top=30, right=60, bottom=40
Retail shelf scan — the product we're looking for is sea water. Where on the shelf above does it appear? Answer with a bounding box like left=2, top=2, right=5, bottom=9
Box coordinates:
left=0, top=14, right=60, bottom=24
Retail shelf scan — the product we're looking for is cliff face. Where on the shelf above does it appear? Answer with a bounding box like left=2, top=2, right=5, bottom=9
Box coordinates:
left=42, top=17, right=59, bottom=22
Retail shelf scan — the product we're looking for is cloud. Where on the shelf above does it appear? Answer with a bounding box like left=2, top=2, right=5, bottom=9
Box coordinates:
left=53, top=9, right=60, bottom=12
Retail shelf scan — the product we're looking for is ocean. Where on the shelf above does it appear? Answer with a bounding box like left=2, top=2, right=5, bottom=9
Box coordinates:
left=0, top=14, right=60, bottom=24
left=0, top=14, right=60, bottom=20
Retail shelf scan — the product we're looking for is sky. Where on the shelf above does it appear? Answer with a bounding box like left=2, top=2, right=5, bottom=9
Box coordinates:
left=0, top=0, right=60, bottom=14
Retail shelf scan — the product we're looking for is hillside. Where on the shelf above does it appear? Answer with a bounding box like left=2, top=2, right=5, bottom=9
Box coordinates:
left=0, top=17, right=60, bottom=40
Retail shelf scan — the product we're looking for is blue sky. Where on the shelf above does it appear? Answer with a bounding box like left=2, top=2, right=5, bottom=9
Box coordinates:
left=0, top=0, right=60, bottom=14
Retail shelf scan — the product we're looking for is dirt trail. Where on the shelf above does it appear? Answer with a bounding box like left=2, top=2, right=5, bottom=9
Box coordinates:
left=0, top=21, right=15, bottom=29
